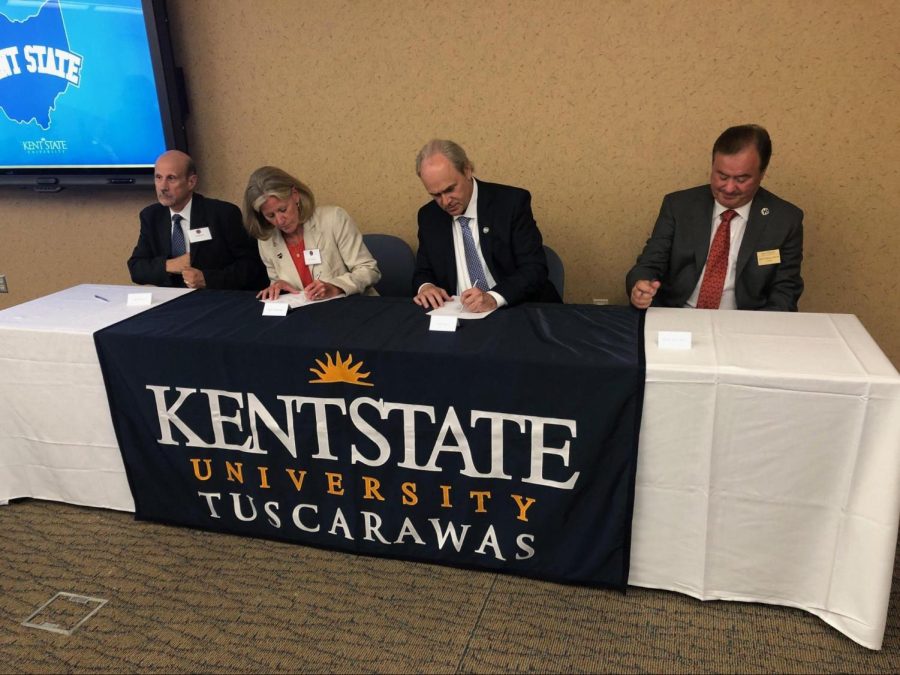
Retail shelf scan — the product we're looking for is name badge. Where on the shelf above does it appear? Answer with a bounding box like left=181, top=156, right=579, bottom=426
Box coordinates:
left=188, top=227, right=212, bottom=243
left=303, top=248, right=322, bottom=265
left=756, top=249, right=781, bottom=266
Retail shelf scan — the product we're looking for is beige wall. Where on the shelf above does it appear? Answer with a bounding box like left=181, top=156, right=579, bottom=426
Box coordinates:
left=2, top=0, right=898, bottom=364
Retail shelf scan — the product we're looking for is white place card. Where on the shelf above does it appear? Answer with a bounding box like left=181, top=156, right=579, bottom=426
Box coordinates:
left=262, top=302, right=290, bottom=316
left=126, top=292, right=153, bottom=307
left=429, top=315, right=458, bottom=332
left=658, top=330, right=692, bottom=350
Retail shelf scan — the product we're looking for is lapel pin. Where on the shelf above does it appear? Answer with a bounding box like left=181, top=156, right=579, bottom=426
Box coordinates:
left=761, top=207, right=770, bottom=216
left=483, top=227, right=490, bottom=234
left=277, top=252, right=283, bottom=259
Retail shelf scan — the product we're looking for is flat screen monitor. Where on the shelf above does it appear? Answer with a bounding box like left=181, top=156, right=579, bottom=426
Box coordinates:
left=0, top=0, right=187, bottom=191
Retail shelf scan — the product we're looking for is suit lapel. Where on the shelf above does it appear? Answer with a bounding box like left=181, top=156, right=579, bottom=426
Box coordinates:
left=736, top=189, right=770, bottom=277
left=693, top=190, right=716, bottom=269
left=440, top=210, right=458, bottom=291
left=303, top=210, right=321, bottom=250
left=475, top=181, right=495, bottom=275
left=158, top=206, right=173, bottom=257
left=272, top=228, right=290, bottom=260
left=187, top=194, right=206, bottom=265
left=270, top=229, right=302, bottom=288
left=299, top=211, right=322, bottom=283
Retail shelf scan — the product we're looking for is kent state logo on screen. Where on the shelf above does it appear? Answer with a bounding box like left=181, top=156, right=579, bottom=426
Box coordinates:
left=0, top=0, right=82, bottom=129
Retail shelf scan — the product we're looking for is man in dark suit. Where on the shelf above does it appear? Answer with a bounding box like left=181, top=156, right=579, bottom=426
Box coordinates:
left=128, top=150, right=267, bottom=291
left=412, top=139, right=561, bottom=313
left=626, top=124, right=803, bottom=311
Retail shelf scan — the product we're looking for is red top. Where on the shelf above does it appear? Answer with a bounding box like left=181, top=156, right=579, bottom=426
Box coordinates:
left=285, top=237, right=314, bottom=289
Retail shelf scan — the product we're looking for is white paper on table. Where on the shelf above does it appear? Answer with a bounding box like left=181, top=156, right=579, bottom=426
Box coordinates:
left=126, top=292, right=153, bottom=307
left=658, top=330, right=692, bottom=350
left=427, top=297, right=496, bottom=320
left=261, top=292, right=345, bottom=310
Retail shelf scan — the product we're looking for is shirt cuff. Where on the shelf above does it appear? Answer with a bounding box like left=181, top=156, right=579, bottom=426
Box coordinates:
left=488, top=291, right=507, bottom=308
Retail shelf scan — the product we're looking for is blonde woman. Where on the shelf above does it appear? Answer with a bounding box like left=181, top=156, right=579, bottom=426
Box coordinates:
left=243, top=166, right=380, bottom=301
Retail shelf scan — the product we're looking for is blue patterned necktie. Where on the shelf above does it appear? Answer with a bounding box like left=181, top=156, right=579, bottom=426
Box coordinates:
left=171, top=213, right=186, bottom=256
left=458, top=216, right=488, bottom=291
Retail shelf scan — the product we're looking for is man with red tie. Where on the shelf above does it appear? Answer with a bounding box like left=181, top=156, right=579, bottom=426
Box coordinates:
left=626, top=124, right=804, bottom=311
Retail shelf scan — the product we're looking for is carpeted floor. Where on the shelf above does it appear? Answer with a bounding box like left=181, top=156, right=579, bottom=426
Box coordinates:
left=1, top=499, right=898, bottom=673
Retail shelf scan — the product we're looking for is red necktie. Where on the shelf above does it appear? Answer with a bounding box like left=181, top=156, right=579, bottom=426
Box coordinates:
left=696, top=209, right=737, bottom=309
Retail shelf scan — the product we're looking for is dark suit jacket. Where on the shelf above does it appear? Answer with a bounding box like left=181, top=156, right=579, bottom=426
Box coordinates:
left=127, top=193, right=268, bottom=291
left=413, top=180, right=561, bottom=306
left=625, top=185, right=804, bottom=311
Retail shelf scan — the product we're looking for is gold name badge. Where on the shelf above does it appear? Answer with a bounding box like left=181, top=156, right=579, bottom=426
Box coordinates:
left=757, top=249, right=781, bottom=265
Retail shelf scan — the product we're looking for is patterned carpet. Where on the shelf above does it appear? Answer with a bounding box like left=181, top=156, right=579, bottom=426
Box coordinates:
left=1, top=500, right=898, bottom=673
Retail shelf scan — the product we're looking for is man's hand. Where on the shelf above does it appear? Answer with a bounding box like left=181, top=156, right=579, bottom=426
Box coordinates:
left=256, top=280, right=300, bottom=301
left=630, top=279, right=661, bottom=309
left=460, top=287, right=498, bottom=313
left=165, top=253, right=190, bottom=274
left=414, top=283, right=451, bottom=309
left=182, top=267, right=206, bottom=289
left=303, top=280, right=343, bottom=301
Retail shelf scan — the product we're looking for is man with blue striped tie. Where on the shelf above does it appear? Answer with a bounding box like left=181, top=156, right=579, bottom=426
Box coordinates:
left=128, top=150, right=267, bottom=291
left=412, top=139, right=561, bottom=313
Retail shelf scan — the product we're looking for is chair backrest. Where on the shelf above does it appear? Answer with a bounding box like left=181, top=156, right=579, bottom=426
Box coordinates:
left=544, top=244, right=565, bottom=299
left=363, top=234, right=416, bottom=297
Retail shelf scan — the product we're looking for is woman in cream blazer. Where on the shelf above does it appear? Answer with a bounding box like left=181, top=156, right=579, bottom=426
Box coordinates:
left=243, top=166, right=380, bottom=300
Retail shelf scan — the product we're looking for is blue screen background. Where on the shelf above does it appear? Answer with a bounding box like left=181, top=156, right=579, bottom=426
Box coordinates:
left=0, top=0, right=167, bottom=168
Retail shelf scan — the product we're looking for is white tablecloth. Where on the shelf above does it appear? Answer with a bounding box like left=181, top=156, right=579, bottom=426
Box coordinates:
left=1, top=287, right=898, bottom=649
left=0, top=285, right=191, bottom=510
left=631, top=308, right=900, bottom=650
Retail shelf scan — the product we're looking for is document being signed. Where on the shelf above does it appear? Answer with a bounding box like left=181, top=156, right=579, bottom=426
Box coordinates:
left=262, top=293, right=345, bottom=309
left=426, top=297, right=496, bottom=320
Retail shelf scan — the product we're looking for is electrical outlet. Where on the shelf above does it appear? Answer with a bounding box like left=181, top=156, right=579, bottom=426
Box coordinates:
left=592, top=298, right=608, bottom=305
left=0, top=274, right=7, bottom=293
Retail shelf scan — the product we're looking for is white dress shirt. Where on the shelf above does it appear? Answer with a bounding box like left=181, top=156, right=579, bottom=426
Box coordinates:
left=685, top=200, right=752, bottom=310
left=450, top=179, right=506, bottom=307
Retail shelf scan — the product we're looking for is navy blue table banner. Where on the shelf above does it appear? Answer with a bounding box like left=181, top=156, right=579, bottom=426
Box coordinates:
left=94, top=292, right=645, bottom=590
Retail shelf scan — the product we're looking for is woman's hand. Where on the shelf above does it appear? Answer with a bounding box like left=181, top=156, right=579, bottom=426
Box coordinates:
left=304, top=280, right=344, bottom=301
left=256, top=280, right=300, bottom=301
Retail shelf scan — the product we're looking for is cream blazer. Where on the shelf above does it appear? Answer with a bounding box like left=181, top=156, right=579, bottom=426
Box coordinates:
left=258, top=205, right=380, bottom=296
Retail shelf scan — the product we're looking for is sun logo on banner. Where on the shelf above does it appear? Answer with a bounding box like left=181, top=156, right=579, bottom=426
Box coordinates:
left=309, top=351, right=374, bottom=387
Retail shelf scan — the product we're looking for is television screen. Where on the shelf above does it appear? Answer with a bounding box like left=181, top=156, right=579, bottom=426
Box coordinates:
left=0, top=0, right=186, bottom=191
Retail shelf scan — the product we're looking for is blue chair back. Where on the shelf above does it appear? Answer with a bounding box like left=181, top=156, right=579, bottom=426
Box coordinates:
left=544, top=245, right=565, bottom=299
left=363, top=234, right=416, bottom=297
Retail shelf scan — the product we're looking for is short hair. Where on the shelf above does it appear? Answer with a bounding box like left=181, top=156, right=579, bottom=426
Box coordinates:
left=185, top=156, right=197, bottom=177
left=415, top=139, right=474, bottom=176
left=712, top=124, right=772, bottom=173
left=243, top=166, right=316, bottom=241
